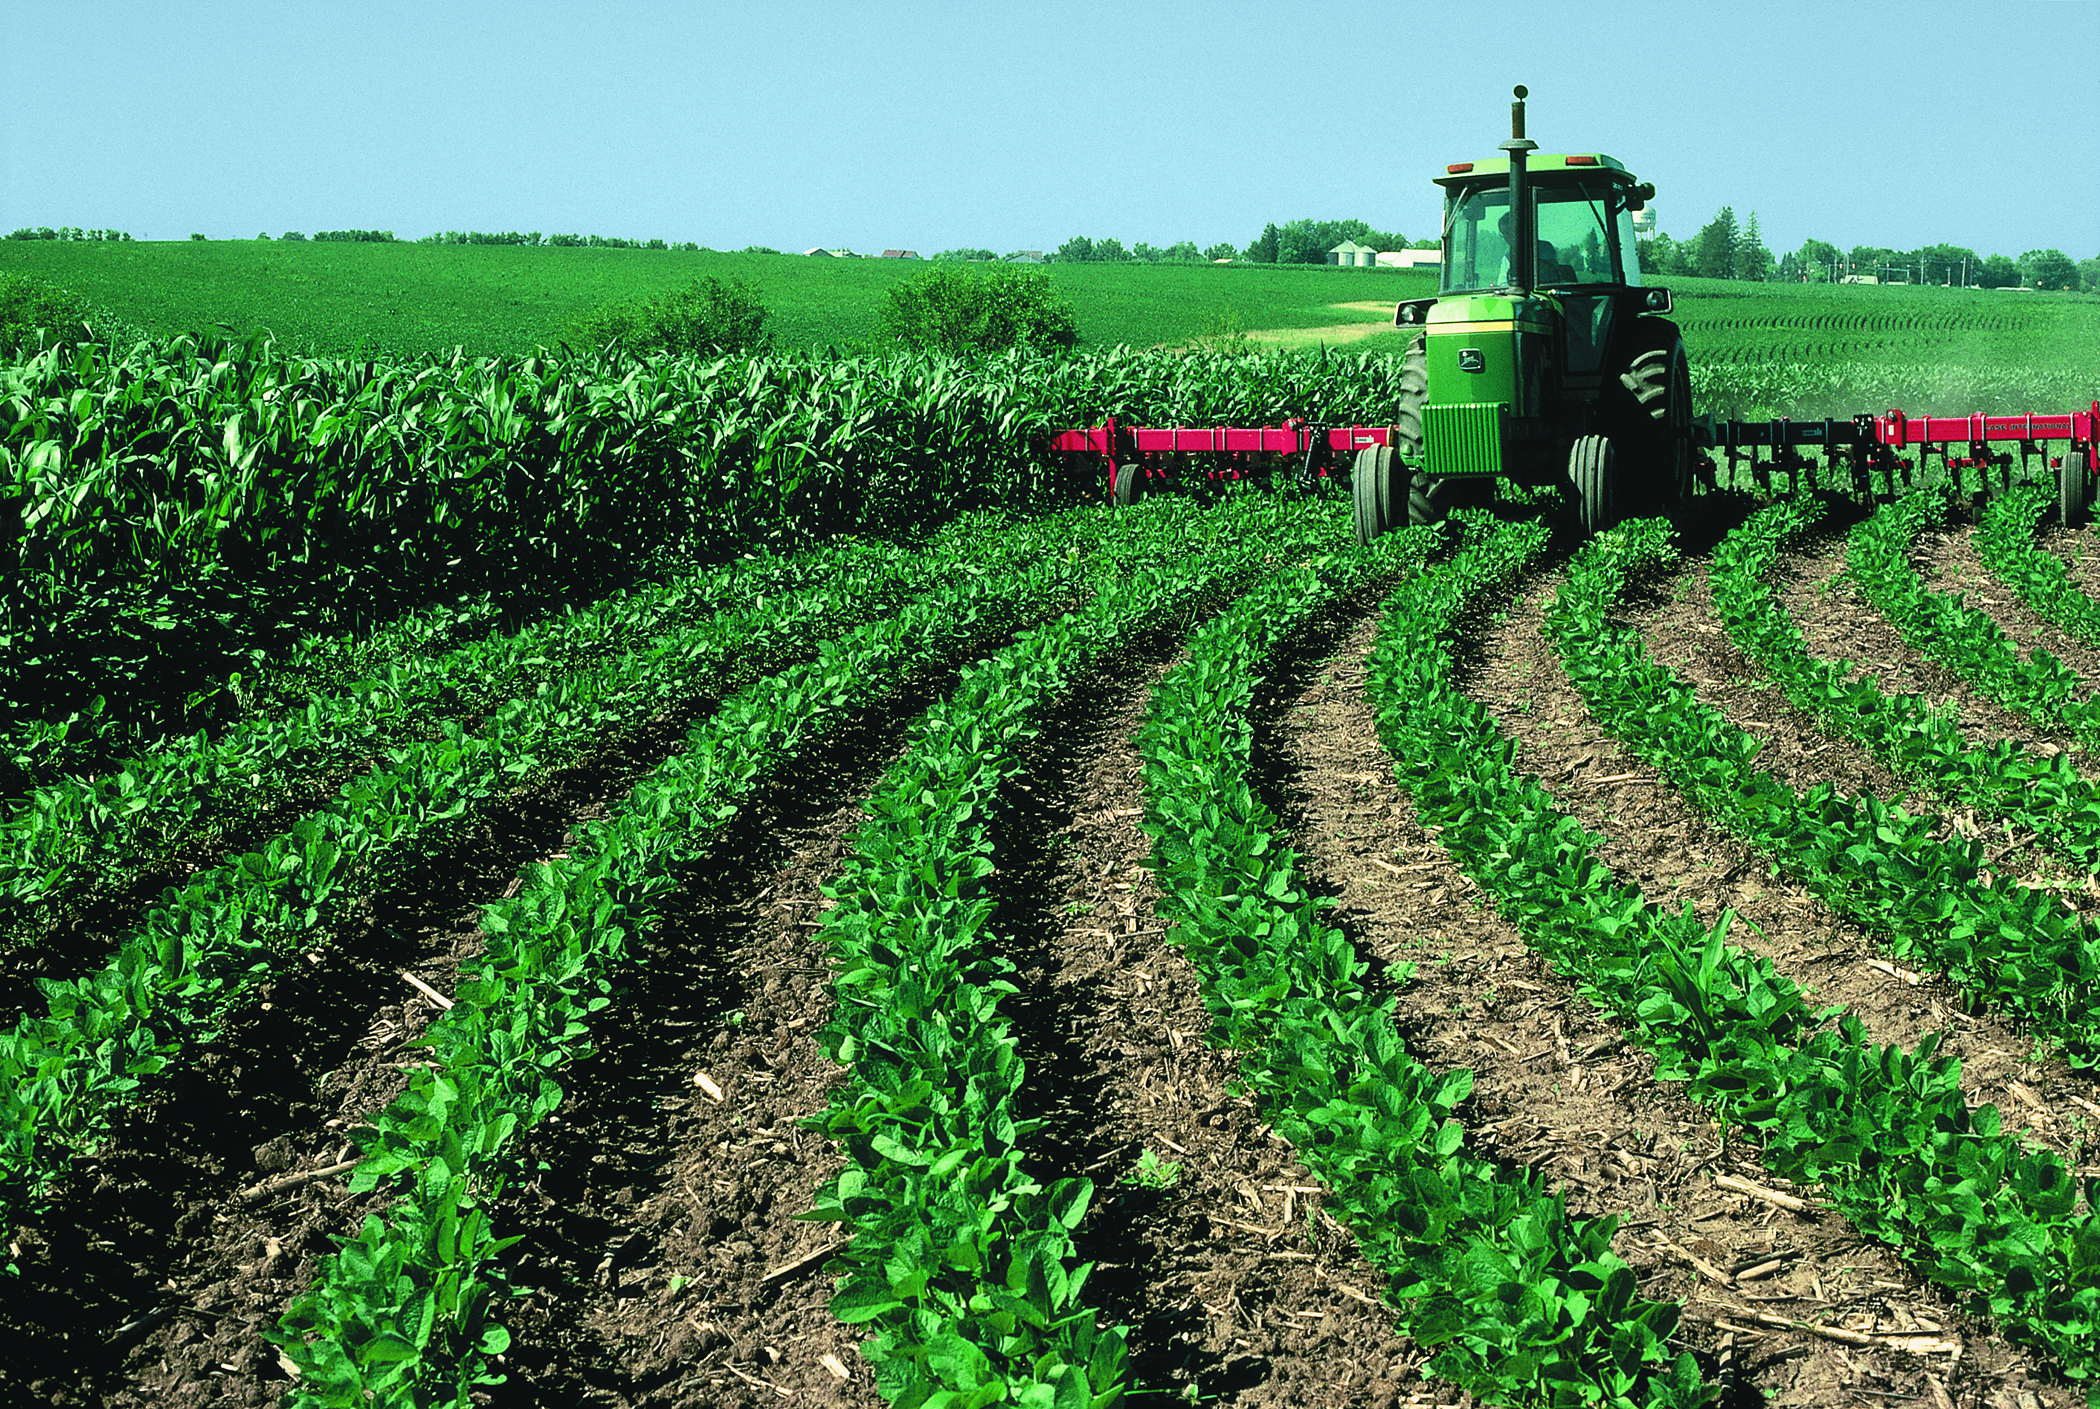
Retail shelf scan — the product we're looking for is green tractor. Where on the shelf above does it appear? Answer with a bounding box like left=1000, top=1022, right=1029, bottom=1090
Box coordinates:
left=1354, top=85, right=1692, bottom=544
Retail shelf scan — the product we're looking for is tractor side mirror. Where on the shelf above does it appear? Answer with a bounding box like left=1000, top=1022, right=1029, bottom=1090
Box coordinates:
left=1643, top=288, right=1673, bottom=313
left=1629, top=181, right=1656, bottom=212
left=1394, top=298, right=1435, bottom=327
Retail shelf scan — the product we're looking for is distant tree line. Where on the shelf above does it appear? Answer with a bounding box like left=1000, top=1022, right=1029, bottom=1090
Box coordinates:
left=1641, top=207, right=2094, bottom=292
left=1241, top=219, right=1434, bottom=264
left=1054, top=236, right=1239, bottom=264
left=7, top=227, right=133, bottom=242
left=247, top=229, right=703, bottom=250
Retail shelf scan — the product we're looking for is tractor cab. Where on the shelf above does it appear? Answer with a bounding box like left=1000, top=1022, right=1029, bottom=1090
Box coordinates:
left=1371, top=85, right=1686, bottom=537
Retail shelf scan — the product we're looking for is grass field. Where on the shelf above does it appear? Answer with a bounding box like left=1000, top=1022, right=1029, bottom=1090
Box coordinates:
left=0, top=238, right=1435, bottom=356
left=3, top=239, right=2094, bottom=418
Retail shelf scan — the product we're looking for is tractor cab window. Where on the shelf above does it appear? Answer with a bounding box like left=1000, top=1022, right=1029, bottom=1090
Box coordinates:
left=1442, top=187, right=1512, bottom=293
left=1535, top=180, right=1639, bottom=286
left=1442, top=176, right=1640, bottom=292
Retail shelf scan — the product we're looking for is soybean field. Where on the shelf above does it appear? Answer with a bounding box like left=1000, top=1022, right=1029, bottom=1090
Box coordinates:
left=5, top=326, right=2100, bottom=1409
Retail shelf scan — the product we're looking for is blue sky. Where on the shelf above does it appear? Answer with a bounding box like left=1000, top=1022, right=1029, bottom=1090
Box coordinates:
left=4, top=0, right=2094, bottom=260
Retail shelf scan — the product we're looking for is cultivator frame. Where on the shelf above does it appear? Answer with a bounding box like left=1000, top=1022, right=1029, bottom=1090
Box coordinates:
left=1047, top=418, right=1396, bottom=503
left=1053, top=400, right=2100, bottom=509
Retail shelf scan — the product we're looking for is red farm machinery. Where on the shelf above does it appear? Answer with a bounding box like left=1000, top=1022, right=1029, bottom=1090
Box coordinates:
left=1052, top=86, right=2098, bottom=539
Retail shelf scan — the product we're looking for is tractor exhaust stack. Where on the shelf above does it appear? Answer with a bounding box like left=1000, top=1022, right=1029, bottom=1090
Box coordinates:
left=1501, top=84, right=1539, bottom=293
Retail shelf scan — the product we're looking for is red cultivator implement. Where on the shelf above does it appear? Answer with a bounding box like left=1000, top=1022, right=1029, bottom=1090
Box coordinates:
left=1055, top=402, right=2100, bottom=519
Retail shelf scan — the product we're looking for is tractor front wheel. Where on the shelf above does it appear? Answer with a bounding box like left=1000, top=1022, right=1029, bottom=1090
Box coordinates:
left=2063, top=445, right=2094, bottom=529
left=1569, top=435, right=1617, bottom=537
left=1113, top=462, right=1145, bottom=507
left=1353, top=445, right=1399, bottom=545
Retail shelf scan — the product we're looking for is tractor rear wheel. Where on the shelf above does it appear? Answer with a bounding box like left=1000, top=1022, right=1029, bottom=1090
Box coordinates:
left=1569, top=435, right=1617, bottom=536
left=1620, top=338, right=1693, bottom=513
left=1353, top=445, right=1398, bottom=544
left=1113, top=462, right=1144, bottom=507
left=2063, top=445, right=2094, bottom=528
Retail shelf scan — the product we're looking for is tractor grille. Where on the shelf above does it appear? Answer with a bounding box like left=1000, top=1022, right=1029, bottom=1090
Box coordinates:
left=1424, top=402, right=1507, bottom=479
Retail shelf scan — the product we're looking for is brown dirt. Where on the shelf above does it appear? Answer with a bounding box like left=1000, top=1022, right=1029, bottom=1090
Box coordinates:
left=1779, top=523, right=2084, bottom=762
left=483, top=621, right=1436, bottom=1408
left=1921, top=522, right=2100, bottom=694
left=0, top=705, right=719, bottom=1408
left=1436, top=560, right=2085, bottom=1406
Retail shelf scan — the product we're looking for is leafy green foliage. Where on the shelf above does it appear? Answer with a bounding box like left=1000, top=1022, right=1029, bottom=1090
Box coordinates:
left=0, top=509, right=1130, bottom=1257
left=1713, top=494, right=2100, bottom=875
left=274, top=497, right=1338, bottom=1407
left=1133, top=519, right=1708, bottom=1409
left=1368, top=518, right=2100, bottom=1396
left=1977, top=483, right=2100, bottom=645
left=808, top=498, right=1354, bottom=1408
left=1549, top=517, right=2100, bottom=1061
left=1849, top=492, right=2100, bottom=753
left=0, top=272, right=141, bottom=356
left=562, top=274, right=771, bottom=357
left=878, top=264, right=1079, bottom=357
left=0, top=332, right=1418, bottom=758
left=0, top=513, right=1065, bottom=949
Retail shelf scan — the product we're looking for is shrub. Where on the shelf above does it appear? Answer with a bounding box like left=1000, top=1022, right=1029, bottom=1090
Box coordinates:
left=878, top=264, right=1079, bottom=357
left=564, top=275, right=772, bottom=357
left=0, top=273, right=142, bottom=355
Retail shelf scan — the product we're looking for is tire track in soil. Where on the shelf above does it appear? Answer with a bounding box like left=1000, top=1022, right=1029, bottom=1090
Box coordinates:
left=995, top=623, right=1429, bottom=1408
left=0, top=704, right=721, bottom=1409
left=1461, top=570, right=2081, bottom=1407
left=1632, top=551, right=2100, bottom=923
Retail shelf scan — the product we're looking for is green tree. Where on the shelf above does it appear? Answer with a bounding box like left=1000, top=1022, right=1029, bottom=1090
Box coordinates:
left=1202, top=242, right=1236, bottom=262
left=1692, top=207, right=1739, bottom=279
left=878, top=264, right=1079, bottom=356
left=1092, top=236, right=1131, bottom=262
left=1244, top=223, right=1280, bottom=264
left=1131, top=242, right=1162, bottom=262
left=1910, top=243, right=1977, bottom=285
left=1794, top=238, right=1839, bottom=282
left=565, top=275, right=771, bottom=357
left=2019, top=248, right=2078, bottom=291
left=2080, top=255, right=2100, bottom=292
left=1978, top=254, right=2021, bottom=288
left=1163, top=240, right=1201, bottom=262
left=1738, top=212, right=1774, bottom=282
left=933, top=248, right=996, bottom=261
left=1055, top=235, right=1095, bottom=263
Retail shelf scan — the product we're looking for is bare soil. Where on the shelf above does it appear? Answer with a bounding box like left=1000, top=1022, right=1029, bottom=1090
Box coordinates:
left=7, top=510, right=2099, bottom=1409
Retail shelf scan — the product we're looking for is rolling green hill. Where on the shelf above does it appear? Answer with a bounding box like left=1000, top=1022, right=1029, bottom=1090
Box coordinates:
left=3, top=240, right=2093, bottom=418
left=0, top=239, right=1434, bottom=356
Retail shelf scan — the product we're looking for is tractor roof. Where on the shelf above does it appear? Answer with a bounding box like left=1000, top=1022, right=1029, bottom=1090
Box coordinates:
left=1433, top=154, right=1634, bottom=188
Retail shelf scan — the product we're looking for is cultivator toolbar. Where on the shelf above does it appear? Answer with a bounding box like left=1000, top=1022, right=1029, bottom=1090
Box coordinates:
left=1046, top=418, right=1397, bottom=505
left=1053, top=400, right=2100, bottom=515
left=1697, top=403, right=2100, bottom=500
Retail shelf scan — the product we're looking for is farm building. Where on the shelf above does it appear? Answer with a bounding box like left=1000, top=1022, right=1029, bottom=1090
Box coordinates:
left=1328, top=240, right=1379, bottom=268
left=1004, top=251, right=1047, bottom=264
left=879, top=249, right=921, bottom=260
left=1376, top=248, right=1442, bottom=270
left=803, top=247, right=861, bottom=258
